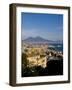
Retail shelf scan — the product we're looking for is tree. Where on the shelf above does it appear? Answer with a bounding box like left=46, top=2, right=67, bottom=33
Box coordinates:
left=22, top=53, right=28, bottom=68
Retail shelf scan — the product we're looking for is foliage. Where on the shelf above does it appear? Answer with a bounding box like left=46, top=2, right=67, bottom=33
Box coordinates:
left=22, top=59, right=63, bottom=77
left=22, top=53, right=28, bottom=68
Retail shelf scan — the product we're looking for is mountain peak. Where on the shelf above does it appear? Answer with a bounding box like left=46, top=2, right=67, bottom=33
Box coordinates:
left=23, top=36, right=63, bottom=44
left=23, top=36, right=52, bottom=43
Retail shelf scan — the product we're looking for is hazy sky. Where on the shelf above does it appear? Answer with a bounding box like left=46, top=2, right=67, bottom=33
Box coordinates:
left=21, top=12, right=63, bottom=41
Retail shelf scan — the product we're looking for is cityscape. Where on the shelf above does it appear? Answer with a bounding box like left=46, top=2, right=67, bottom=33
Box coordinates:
left=21, top=13, right=63, bottom=77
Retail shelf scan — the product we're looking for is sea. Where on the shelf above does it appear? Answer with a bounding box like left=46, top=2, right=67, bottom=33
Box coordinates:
left=49, top=43, right=63, bottom=52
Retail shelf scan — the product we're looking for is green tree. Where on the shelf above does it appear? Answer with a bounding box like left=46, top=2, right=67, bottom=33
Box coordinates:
left=22, top=53, right=28, bottom=68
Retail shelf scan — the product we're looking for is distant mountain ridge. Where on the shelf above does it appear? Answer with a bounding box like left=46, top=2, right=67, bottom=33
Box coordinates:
left=22, top=36, right=63, bottom=44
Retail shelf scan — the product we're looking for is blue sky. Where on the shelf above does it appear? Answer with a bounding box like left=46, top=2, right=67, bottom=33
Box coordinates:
left=21, top=12, right=63, bottom=41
